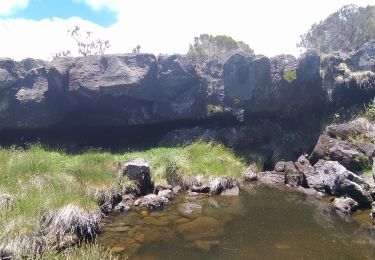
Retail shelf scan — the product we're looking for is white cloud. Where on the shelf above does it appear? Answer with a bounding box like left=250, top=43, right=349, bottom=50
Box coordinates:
left=0, top=0, right=374, bottom=60
left=74, top=0, right=120, bottom=12
left=0, top=17, right=105, bottom=60
left=0, top=0, right=29, bottom=15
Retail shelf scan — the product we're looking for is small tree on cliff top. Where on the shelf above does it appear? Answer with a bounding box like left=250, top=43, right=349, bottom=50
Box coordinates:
left=187, top=34, right=254, bottom=63
left=52, top=26, right=110, bottom=59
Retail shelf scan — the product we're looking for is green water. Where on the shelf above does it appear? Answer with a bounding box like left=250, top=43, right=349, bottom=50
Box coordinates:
left=98, top=184, right=375, bottom=260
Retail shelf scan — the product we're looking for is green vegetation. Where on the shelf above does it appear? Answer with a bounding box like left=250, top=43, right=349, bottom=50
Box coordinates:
left=233, top=98, right=241, bottom=107
left=0, top=141, right=245, bottom=258
left=122, top=141, right=245, bottom=185
left=206, top=104, right=224, bottom=117
left=283, top=70, right=297, bottom=83
left=298, top=4, right=375, bottom=53
left=187, top=34, right=254, bottom=63
left=364, top=98, right=375, bottom=121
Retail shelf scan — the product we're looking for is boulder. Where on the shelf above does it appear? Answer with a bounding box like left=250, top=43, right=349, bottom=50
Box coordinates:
left=172, top=185, right=182, bottom=194
left=309, top=134, right=372, bottom=171
left=325, top=118, right=375, bottom=142
left=306, top=160, right=372, bottom=207
left=258, top=171, right=285, bottom=186
left=121, top=158, right=153, bottom=195
left=333, top=174, right=372, bottom=207
left=157, top=189, right=173, bottom=199
left=154, top=184, right=172, bottom=194
left=274, top=161, right=286, bottom=172
left=271, top=160, right=308, bottom=187
left=114, top=194, right=135, bottom=213
left=305, top=160, right=349, bottom=193
left=243, top=171, right=258, bottom=181
left=134, top=194, right=169, bottom=210
left=295, top=155, right=314, bottom=175
left=209, top=177, right=239, bottom=195
left=333, top=197, right=358, bottom=214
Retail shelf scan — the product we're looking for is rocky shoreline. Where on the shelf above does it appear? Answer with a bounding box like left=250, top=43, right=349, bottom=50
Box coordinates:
left=109, top=118, right=375, bottom=225
left=1, top=117, right=375, bottom=258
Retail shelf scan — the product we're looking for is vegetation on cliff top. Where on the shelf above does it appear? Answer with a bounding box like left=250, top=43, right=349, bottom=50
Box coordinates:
left=0, top=141, right=245, bottom=258
left=187, top=34, right=254, bottom=63
left=298, top=4, right=375, bottom=53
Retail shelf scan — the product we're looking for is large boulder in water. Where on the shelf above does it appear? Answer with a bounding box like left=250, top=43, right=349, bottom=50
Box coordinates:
left=305, top=160, right=372, bottom=207
left=333, top=197, right=358, bottom=214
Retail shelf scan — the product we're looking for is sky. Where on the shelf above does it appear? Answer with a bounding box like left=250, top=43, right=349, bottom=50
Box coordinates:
left=0, top=0, right=374, bottom=60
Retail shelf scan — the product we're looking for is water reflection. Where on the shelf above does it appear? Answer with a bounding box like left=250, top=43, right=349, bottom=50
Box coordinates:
left=98, top=184, right=375, bottom=260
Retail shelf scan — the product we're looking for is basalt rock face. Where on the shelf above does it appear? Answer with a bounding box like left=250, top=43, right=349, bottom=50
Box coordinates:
left=322, top=40, right=375, bottom=107
left=1, top=41, right=375, bottom=131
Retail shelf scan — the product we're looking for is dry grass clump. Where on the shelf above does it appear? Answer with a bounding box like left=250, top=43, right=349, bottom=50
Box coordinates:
left=335, top=62, right=375, bottom=88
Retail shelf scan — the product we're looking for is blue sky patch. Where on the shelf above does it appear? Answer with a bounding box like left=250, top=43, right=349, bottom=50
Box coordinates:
left=6, top=0, right=117, bottom=27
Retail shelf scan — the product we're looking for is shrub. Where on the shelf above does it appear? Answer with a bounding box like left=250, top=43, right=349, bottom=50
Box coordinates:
left=283, top=70, right=297, bottom=83
left=364, top=98, right=375, bottom=121
left=206, top=104, right=224, bottom=117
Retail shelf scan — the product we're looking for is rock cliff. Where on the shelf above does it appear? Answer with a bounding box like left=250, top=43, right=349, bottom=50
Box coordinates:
left=0, top=41, right=375, bottom=132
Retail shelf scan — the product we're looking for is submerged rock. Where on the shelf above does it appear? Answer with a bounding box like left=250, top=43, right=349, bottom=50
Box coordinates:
left=295, top=186, right=324, bottom=198
left=176, top=217, right=224, bottom=241
left=178, top=203, right=203, bottom=219
left=333, top=197, right=358, bottom=214
left=220, top=186, right=240, bottom=196
left=191, top=240, right=220, bottom=251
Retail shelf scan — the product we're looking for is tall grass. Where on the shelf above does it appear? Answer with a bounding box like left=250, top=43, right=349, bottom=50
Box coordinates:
left=0, top=141, right=245, bottom=257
